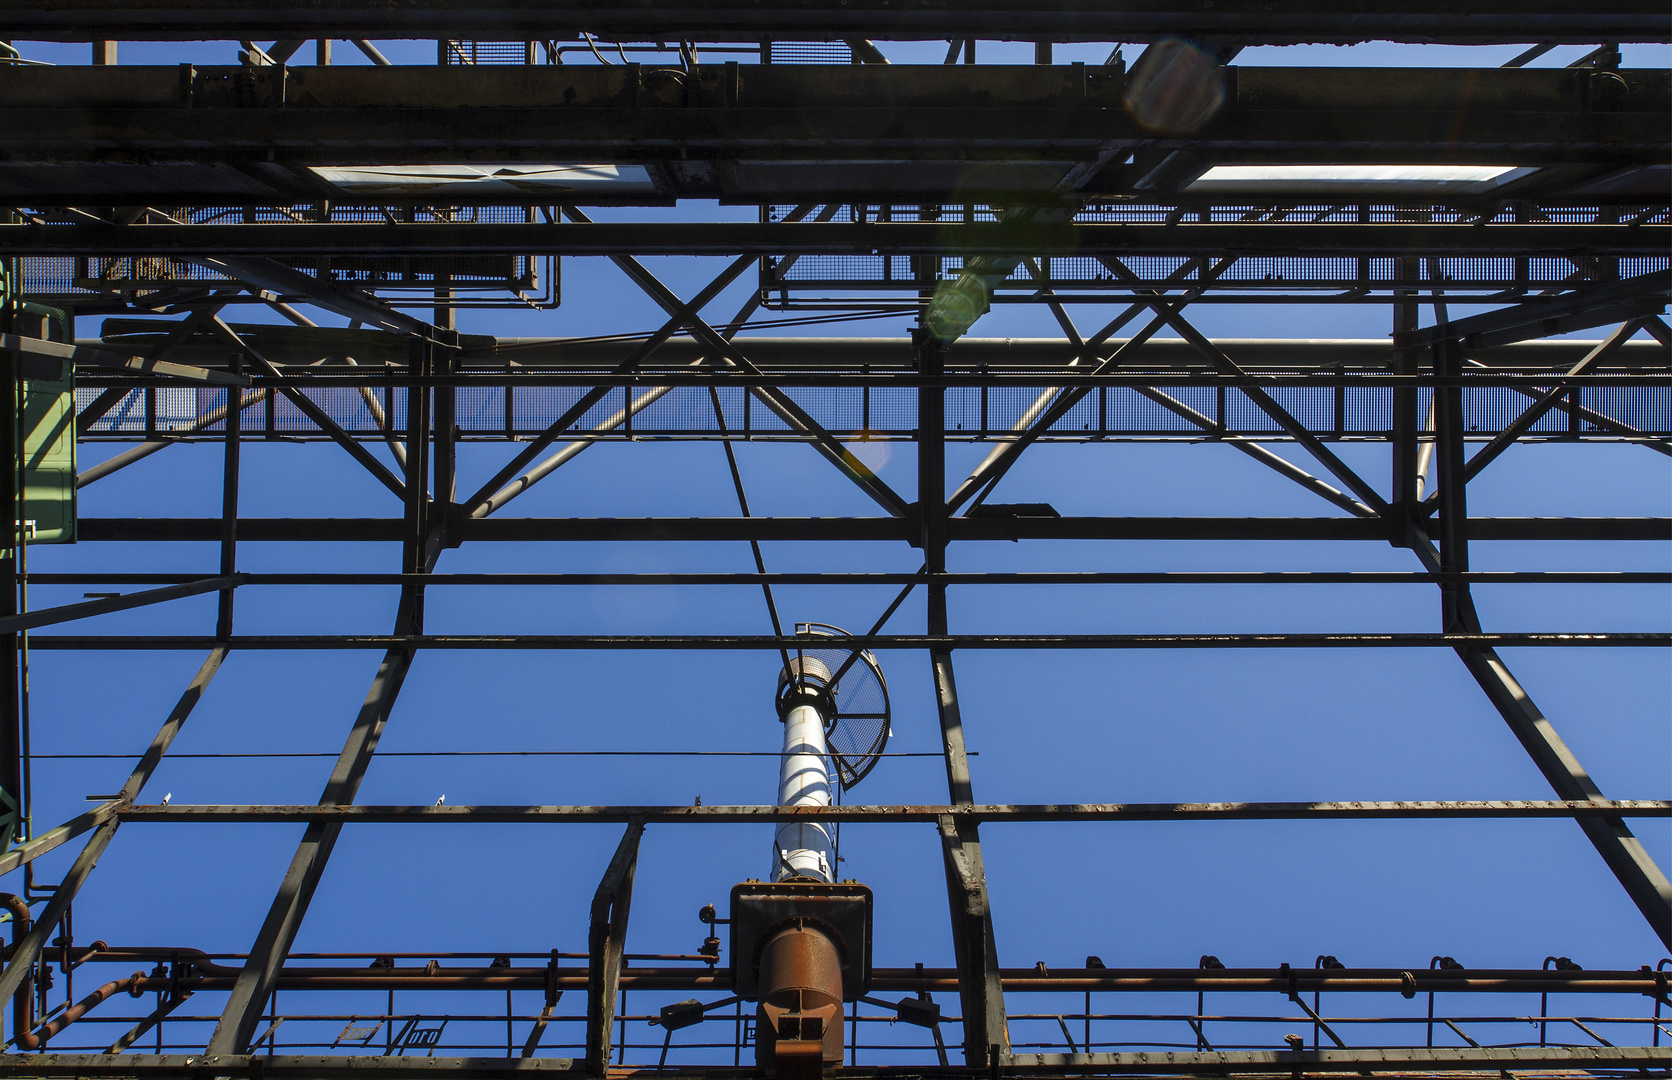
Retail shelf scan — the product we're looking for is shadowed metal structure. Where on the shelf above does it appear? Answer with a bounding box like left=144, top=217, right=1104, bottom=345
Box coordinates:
left=0, top=5, right=1667, bottom=1076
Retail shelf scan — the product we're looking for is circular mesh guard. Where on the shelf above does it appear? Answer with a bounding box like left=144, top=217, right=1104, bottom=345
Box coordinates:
left=792, top=623, right=890, bottom=790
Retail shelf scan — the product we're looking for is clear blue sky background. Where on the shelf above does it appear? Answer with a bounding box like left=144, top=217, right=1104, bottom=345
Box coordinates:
left=6, top=34, right=1669, bottom=1061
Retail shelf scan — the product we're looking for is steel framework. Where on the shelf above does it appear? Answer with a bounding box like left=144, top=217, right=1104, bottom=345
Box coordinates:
left=0, top=6, right=1667, bottom=1078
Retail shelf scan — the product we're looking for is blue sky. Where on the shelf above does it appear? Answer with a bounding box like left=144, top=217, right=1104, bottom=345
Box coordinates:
left=6, top=32, right=1669, bottom=1061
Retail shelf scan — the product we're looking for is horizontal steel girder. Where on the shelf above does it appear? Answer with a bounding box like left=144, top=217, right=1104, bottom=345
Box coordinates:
left=24, top=632, right=1671, bottom=650
left=0, top=67, right=1662, bottom=207
left=117, top=800, right=1671, bottom=823
left=71, top=517, right=1672, bottom=543
left=88, top=332, right=1672, bottom=372
left=53, top=958, right=1672, bottom=994
left=3, top=1, right=1668, bottom=44
left=8, top=222, right=1668, bottom=257
left=0, top=1047, right=1663, bottom=1078
left=27, top=571, right=1672, bottom=586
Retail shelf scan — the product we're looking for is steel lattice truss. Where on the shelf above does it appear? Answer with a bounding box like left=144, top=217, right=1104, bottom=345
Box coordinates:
left=0, top=5, right=1667, bottom=1078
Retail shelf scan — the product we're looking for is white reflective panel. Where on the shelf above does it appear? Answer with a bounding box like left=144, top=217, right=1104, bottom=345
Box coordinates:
left=308, top=163, right=657, bottom=196
left=1187, top=164, right=1535, bottom=192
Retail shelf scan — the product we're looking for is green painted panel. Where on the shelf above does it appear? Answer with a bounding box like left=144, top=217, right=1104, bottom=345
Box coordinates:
left=20, top=355, right=75, bottom=544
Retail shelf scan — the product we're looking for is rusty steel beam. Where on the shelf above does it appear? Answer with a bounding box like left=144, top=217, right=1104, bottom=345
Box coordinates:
left=67, top=516, right=1672, bottom=543
left=0, top=1046, right=1663, bottom=1080
left=75, top=957, right=1672, bottom=996
left=24, top=631, right=1672, bottom=651
left=7, top=222, right=1665, bottom=258
left=21, top=570, right=1672, bottom=587
left=116, top=800, right=1672, bottom=824
left=0, top=647, right=228, bottom=1010
left=586, top=822, right=644, bottom=1076
left=4, top=2, right=1667, bottom=44
left=207, top=343, right=441, bottom=1054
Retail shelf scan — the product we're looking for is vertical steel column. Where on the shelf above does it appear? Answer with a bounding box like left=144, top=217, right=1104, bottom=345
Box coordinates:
left=208, top=339, right=440, bottom=1053
left=432, top=287, right=457, bottom=546
left=216, top=356, right=240, bottom=640
left=1431, top=339, right=1473, bottom=633
left=1422, top=334, right=1672, bottom=948
left=918, top=331, right=1009, bottom=1068
left=0, top=328, right=19, bottom=852
left=586, top=821, right=644, bottom=1075
left=1390, top=256, right=1423, bottom=546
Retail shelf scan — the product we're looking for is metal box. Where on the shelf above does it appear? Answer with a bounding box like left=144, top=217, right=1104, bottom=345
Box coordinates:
left=729, top=879, right=872, bottom=1001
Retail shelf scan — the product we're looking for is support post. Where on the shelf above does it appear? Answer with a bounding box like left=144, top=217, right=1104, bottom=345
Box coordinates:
left=432, top=285, right=456, bottom=545
left=0, top=330, right=19, bottom=852
left=919, top=331, right=1009, bottom=1068
left=1391, top=255, right=1423, bottom=545
left=207, top=338, right=440, bottom=1053
left=1421, top=332, right=1672, bottom=948
left=216, top=355, right=240, bottom=639
left=586, top=821, right=644, bottom=1076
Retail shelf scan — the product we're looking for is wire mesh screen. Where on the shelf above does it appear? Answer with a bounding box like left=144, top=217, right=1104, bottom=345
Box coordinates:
left=760, top=204, right=1668, bottom=302
left=792, top=625, right=890, bottom=790
left=767, top=41, right=855, bottom=64
left=22, top=206, right=543, bottom=303
left=441, top=40, right=534, bottom=65
left=73, top=383, right=1672, bottom=440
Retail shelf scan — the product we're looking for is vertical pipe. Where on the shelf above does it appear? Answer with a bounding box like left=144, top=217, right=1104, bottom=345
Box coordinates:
left=772, top=702, right=835, bottom=882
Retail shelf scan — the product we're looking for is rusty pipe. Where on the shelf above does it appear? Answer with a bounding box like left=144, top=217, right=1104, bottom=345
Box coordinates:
left=755, top=919, right=845, bottom=1075
left=95, top=964, right=1665, bottom=997
left=0, top=894, right=31, bottom=1046
left=14, top=974, right=140, bottom=1050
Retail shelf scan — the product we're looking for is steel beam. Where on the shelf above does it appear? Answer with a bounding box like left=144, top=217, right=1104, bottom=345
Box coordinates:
left=22, top=631, right=1671, bottom=651
left=0, top=334, right=247, bottom=387
left=203, top=643, right=420, bottom=1053
left=920, top=331, right=1010, bottom=1068
left=25, top=570, right=1672, bottom=587
left=0, top=575, right=241, bottom=635
left=457, top=246, right=766, bottom=518
left=1098, top=256, right=1391, bottom=514
left=5, top=2, right=1668, bottom=43
left=565, top=207, right=910, bottom=518
left=465, top=206, right=843, bottom=520
left=0, top=67, right=1663, bottom=181
left=115, top=800, right=1672, bottom=824
left=0, top=1046, right=1661, bottom=1080
left=0, top=647, right=228, bottom=1014
left=1456, top=320, right=1647, bottom=482
left=948, top=262, right=1238, bottom=513
left=586, top=822, right=643, bottom=1076
left=217, top=355, right=241, bottom=638
left=1399, top=271, right=1672, bottom=350
left=1413, top=335, right=1672, bottom=949
left=74, top=388, right=269, bottom=489
left=0, top=336, right=19, bottom=858
left=9, top=223, right=1666, bottom=258
left=211, top=318, right=407, bottom=503
left=206, top=342, right=438, bottom=1052
left=68, top=515, right=1672, bottom=543
left=35, top=959, right=1672, bottom=995
left=0, top=801, right=118, bottom=879
left=96, top=331, right=1670, bottom=373
left=1123, top=385, right=1374, bottom=517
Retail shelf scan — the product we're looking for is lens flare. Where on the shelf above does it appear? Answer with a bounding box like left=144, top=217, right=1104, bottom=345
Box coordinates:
left=1124, top=38, right=1227, bottom=135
